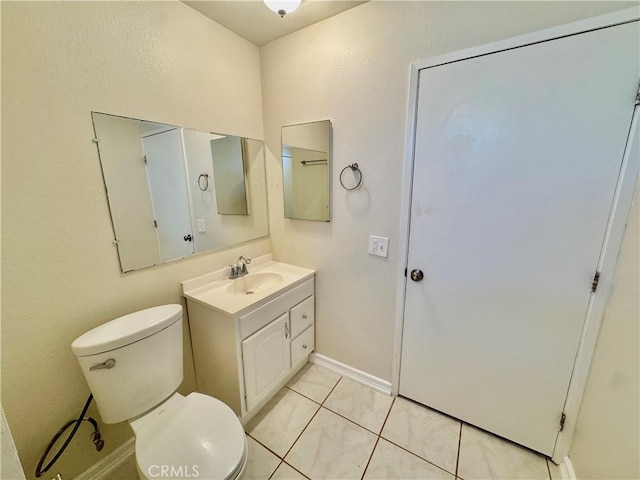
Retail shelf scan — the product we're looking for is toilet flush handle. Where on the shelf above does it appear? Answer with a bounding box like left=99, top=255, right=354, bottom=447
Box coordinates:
left=89, top=358, right=116, bottom=371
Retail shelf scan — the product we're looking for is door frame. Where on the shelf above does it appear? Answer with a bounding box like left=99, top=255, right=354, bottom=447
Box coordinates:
left=392, top=6, right=640, bottom=463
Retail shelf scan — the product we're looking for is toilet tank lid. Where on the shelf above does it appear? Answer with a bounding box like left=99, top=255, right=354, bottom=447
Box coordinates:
left=71, top=305, right=182, bottom=357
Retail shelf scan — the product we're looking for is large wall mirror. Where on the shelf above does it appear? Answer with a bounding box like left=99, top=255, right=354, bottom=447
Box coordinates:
left=92, top=112, right=268, bottom=273
left=282, top=120, right=331, bottom=222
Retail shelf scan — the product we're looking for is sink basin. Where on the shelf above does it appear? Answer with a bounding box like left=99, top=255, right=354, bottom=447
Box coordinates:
left=182, top=255, right=316, bottom=316
left=227, top=272, right=283, bottom=295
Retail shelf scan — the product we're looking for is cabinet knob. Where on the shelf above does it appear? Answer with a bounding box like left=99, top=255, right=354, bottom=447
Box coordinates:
left=302, top=313, right=308, bottom=319
left=302, top=344, right=308, bottom=349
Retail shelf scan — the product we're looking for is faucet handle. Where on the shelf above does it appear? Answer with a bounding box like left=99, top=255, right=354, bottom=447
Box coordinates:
left=226, top=264, right=239, bottom=279
left=238, top=255, right=252, bottom=264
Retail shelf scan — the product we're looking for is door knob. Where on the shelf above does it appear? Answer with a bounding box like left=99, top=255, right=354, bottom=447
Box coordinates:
left=410, top=269, right=424, bottom=282
left=183, top=234, right=193, bottom=242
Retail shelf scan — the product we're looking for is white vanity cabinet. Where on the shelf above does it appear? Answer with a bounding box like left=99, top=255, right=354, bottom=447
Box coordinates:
left=241, top=313, right=290, bottom=411
left=185, top=275, right=315, bottom=421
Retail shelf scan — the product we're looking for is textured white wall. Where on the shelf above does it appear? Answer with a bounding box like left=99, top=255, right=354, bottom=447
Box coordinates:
left=261, top=0, right=636, bottom=381
left=3, top=1, right=638, bottom=478
left=569, top=185, right=639, bottom=479
left=1, top=2, right=268, bottom=477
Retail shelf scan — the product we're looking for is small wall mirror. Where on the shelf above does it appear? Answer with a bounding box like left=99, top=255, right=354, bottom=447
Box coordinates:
left=282, top=120, right=331, bottom=222
left=92, top=112, right=268, bottom=273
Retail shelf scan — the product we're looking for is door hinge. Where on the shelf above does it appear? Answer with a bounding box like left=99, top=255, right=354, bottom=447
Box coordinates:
left=153, top=220, right=157, bottom=228
left=635, top=81, right=640, bottom=106
left=92, top=138, right=100, bottom=144
left=559, top=412, right=566, bottom=432
left=143, top=155, right=148, bottom=164
left=591, top=271, right=601, bottom=293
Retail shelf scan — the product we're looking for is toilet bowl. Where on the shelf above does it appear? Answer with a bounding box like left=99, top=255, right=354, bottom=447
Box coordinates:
left=131, top=392, right=247, bottom=479
left=71, top=305, right=247, bottom=479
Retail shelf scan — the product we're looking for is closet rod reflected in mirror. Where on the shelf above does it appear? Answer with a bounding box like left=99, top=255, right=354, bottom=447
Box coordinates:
left=282, top=120, right=331, bottom=222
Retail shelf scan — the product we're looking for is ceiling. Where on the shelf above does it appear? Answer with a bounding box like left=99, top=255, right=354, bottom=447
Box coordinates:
left=184, top=1, right=367, bottom=46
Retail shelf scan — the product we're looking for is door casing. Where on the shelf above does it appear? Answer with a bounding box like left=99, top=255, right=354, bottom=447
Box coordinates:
left=391, top=6, right=640, bottom=463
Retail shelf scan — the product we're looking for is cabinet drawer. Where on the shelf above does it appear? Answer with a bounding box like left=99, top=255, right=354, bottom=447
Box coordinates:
left=290, top=295, right=314, bottom=339
left=291, top=325, right=314, bottom=367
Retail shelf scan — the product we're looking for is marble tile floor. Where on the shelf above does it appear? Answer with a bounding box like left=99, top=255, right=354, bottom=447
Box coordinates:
left=102, top=363, right=562, bottom=480
left=243, top=363, right=563, bottom=480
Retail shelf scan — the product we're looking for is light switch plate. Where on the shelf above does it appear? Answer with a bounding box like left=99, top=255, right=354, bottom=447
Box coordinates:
left=368, top=235, right=389, bottom=257
left=197, top=219, right=206, bottom=233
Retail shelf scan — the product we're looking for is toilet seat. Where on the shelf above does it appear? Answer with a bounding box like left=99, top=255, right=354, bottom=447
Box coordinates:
left=133, top=392, right=247, bottom=480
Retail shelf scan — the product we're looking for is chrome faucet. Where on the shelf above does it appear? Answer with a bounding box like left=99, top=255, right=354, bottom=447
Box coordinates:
left=227, top=255, right=252, bottom=279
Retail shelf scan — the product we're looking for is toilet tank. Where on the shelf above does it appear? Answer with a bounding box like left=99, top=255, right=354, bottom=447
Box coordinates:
left=71, top=305, right=184, bottom=424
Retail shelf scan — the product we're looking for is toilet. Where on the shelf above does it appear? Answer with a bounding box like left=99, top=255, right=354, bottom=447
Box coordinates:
left=71, top=305, right=247, bottom=480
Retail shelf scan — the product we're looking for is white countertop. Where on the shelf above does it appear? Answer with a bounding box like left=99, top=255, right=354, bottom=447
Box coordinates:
left=181, top=254, right=315, bottom=316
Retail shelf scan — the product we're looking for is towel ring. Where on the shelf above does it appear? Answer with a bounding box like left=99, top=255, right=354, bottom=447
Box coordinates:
left=339, top=163, right=363, bottom=191
left=198, top=173, right=209, bottom=191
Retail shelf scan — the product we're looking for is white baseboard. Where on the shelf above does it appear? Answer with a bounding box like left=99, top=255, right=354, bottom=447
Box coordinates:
left=559, top=456, right=577, bottom=480
left=75, top=437, right=135, bottom=480
left=310, top=353, right=392, bottom=395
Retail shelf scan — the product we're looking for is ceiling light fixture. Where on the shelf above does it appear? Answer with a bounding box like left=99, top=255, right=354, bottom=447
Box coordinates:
left=263, top=0, right=301, bottom=18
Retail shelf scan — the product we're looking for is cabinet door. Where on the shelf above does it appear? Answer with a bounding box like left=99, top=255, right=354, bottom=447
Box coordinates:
left=242, top=313, right=291, bottom=411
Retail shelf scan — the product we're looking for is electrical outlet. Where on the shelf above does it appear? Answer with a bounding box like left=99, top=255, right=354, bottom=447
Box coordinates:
left=368, top=235, right=389, bottom=258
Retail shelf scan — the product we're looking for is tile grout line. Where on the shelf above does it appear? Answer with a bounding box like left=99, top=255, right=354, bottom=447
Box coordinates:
left=377, top=394, right=457, bottom=477
left=381, top=396, right=396, bottom=429
left=320, top=378, right=395, bottom=436
left=360, top=435, right=381, bottom=480
left=359, top=396, right=397, bottom=480
left=255, top=372, right=457, bottom=479
left=266, top=460, right=283, bottom=480
left=380, top=436, right=458, bottom=477
left=285, top=384, right=324, bottom=406
left=246, top=432, right=286, bottom=461
left=280, top=375, right=344, bottom=462
left=299, top=379, right=456, bottom=477
left=257, top=370, right=550, bottom=480
left=321, top=404, right=388, bottom=436
left=256, top=376, right=454, bottom=478
left=281, top=402, right=322, bottom=460
left=249, top=432, right=312, bottom=480
left=455, top=422, right=463, bottom=478
left=282, top=460, right=312, bottom=480
left=361, top=396, right=456, bottom=479
left=321, top=376, right=343, bottom=406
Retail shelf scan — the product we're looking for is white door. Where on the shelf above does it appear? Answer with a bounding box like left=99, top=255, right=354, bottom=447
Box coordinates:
left=142, top=128, right=194, bottom=262
left=242, top=313, right=291, bottom=411
left=400, top=22, right=639, bottom=455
